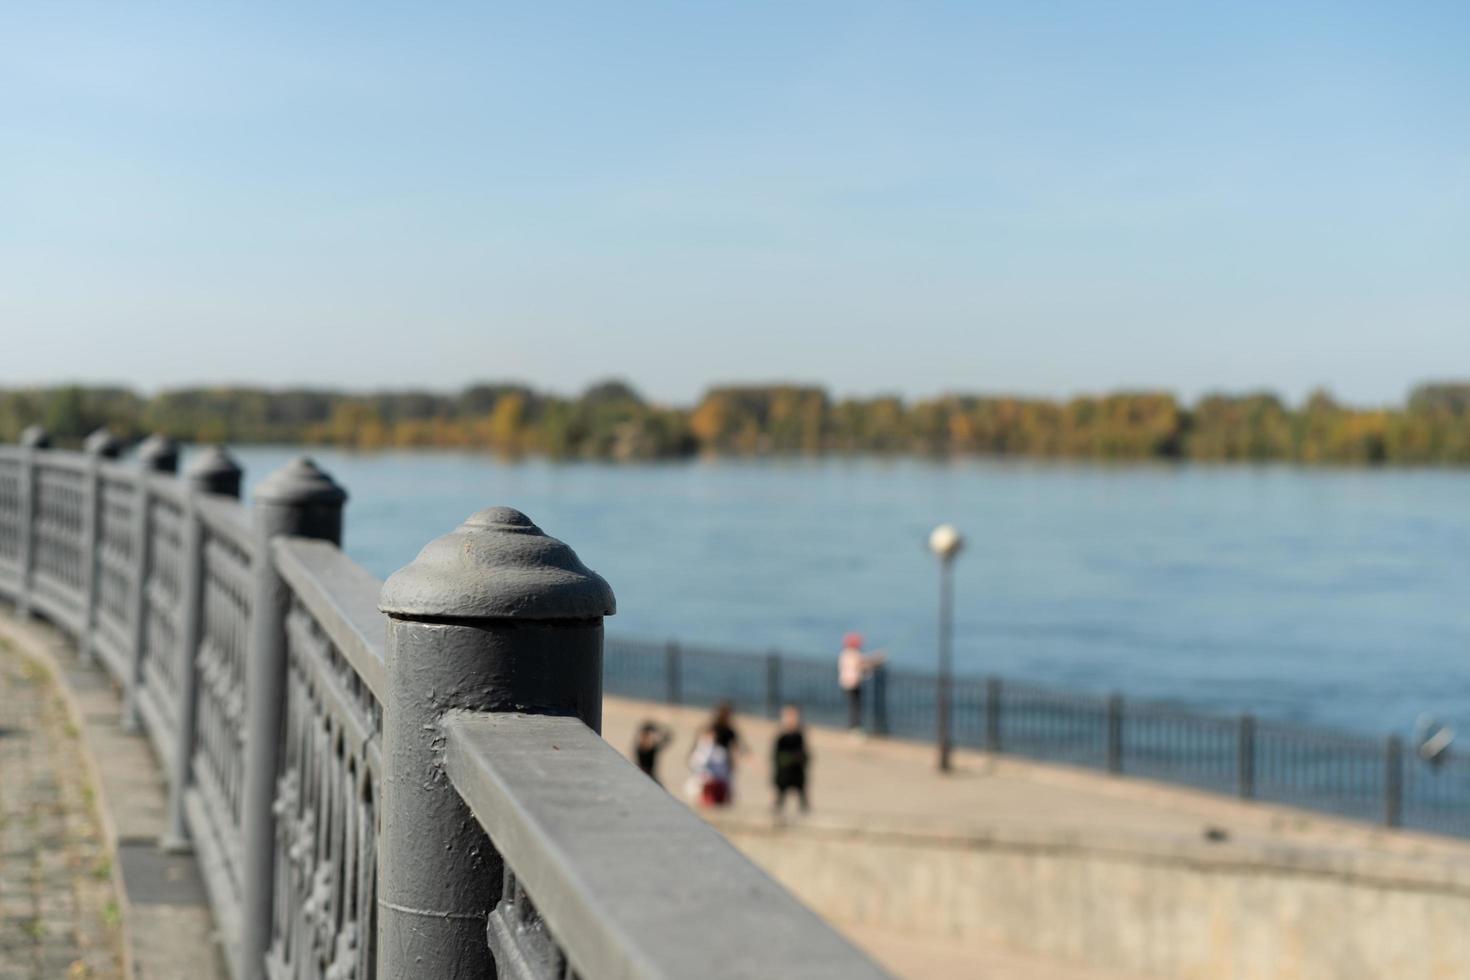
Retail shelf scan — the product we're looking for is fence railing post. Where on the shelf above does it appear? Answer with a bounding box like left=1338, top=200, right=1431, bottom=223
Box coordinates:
left=666, top=639, right=682, bottom=705
left=1384, top=734, right=1404, bottom=828
left=985, top=675, right=1003, bottom=753
left=162, top=443, right=239, bottom=853
left=766, top=649, right=781, bottom=719
left=120, top=487, right=149, bottom=732
left=79, top=428, right=122, bottom=663
left=184, top=445, right=244, bottom=499
left=1238, top=713, right=1256, bottom=799
left=122, top=438, right=191, bottom=732
left=377, top=506, right=614, bottom=977
left=1106, top=694, right=1124, bottom=774
left=15, top=426, right=48, bottom=619
left=162, top=492, right=203, bottom=851
left=136, top=434, right=181, bottom=476
left=239, top=458, right=345, bottom=980
left=871, top=663, right=889, bottom=736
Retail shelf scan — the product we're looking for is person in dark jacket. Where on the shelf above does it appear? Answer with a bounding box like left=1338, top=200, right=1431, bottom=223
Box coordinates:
left=708, top=700, right=747, bottom=770
left=771, top=704, right=810, bottom=815
left=633, top=721, right=673, bottom=784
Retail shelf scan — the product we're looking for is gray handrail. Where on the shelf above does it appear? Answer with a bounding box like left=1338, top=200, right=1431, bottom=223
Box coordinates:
left=31, top=448, right=92, bottom=473
left=0, top=431, right=884, bottom=980
left=195, top=492, right=255, bottom=556
left=272, top=536, right=387, bottom=699
left=443, top=711, right=889, bottom=980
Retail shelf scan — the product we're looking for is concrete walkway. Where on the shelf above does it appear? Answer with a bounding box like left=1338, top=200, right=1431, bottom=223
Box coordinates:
left=602, top=695, right=1470, bottom=979
left=0, top=637, right=123, bottom=979
left=0, top=615, right=227, bottom=980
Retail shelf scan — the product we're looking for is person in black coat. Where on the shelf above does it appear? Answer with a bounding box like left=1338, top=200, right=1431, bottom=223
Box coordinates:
left=772, top=704, right=810, bottom=815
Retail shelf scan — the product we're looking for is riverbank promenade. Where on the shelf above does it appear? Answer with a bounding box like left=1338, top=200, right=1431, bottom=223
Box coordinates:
left=9, top=609, right=1470, bottom=980
left=604, top=696, right=1470, bottom=979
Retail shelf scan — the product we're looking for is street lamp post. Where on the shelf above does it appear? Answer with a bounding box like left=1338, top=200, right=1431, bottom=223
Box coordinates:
left=929, top=523, right=964, bottom=772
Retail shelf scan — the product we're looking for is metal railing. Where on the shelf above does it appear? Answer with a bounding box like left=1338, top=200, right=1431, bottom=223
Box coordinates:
left=604, top=637, right=1470, bottom=839
left=0, top=428, right=885, bottom=980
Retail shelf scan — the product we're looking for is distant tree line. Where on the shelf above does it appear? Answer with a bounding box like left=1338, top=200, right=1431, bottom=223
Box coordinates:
left=4, top=380, right=1470, bottom=465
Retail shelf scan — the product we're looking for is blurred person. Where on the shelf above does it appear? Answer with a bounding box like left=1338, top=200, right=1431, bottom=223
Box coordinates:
left=837, top=633, right=886, bottom=731
left=633, top=720, right=673, bottom=784
left=686, top=726, right=733, bottom=807
left=709, top=699, right=746, bottom=768
left=772, top=704, right=810, bottom=815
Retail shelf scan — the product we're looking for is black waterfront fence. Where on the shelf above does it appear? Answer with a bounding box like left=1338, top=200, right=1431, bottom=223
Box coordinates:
left=604, top=636, right=1470, bottom=839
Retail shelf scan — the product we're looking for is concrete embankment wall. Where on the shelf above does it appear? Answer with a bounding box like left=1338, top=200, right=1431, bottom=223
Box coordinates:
left=714, top=815, right=1470, bottom=980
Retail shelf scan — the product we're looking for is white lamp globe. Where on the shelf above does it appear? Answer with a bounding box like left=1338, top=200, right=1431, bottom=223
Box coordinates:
left=928, top=523, right=964, bottom=560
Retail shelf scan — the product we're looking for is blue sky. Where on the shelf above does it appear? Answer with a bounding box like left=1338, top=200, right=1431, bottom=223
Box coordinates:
left=2, top=2, right=1466, bottom=405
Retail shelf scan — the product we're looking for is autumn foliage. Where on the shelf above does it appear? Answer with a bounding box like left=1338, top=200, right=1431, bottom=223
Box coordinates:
left=4, top=381, right=1470, bottom=465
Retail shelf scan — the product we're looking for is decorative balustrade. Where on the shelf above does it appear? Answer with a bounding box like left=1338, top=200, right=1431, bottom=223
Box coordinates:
left=0, top=428, right=884, bottom=980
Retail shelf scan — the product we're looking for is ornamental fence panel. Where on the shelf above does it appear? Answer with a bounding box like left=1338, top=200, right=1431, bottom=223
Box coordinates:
left=0, top=431, right=884, bottom=980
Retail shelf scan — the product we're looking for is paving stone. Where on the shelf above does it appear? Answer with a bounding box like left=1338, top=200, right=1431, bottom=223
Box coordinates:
left=0, top=646, right=124, bottom=979
left=0, top=616, right=229, bottom=980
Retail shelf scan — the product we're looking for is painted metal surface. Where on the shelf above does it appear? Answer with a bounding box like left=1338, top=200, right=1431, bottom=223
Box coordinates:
left=271, top=538, right=387, bottom=699
left=378, top=506, right=614, bottom=621
left=239, top=457, right=346, bottom=980
left=444, top=712, right=890, bottom=980
left=0, top=435, right=886, bottom=980
left=186, top=445, right=244, bottom=499
left=268, top=586, right=381, bottom=980
left=377, top=508, right=607, bottom=978
left=136, top=434, right=181, bottom=474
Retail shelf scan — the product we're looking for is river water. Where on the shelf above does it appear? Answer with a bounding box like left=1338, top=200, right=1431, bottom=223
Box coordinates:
left=212, top=448, right=1470, bottom=736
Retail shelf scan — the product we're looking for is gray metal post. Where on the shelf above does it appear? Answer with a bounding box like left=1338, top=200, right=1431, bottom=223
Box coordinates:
left=984, top=676, right=1002, bottom=752
left=82, top=427, right=123, bottom=458
left=184, top=445, right=244, bottom=498
left=238, top=458, right=345, bottom=980
left=666, top=639, right=682, bottom=704
left=1105, top=694, right=1124, bottom=774
left=79, top=428, right=122, bottom=663
left=1238, top=713, right=1256, bottom=799
left=19, top=425, right=52, bottom=450
left=936, top=558, right=954, bottom=772
left=1384, top=734, right=1404, bottom=828
left=14, top=427, right=47, bottom=619
left=161, top=491, right=203, bottom=851
left=136, top=433, right=181, bottom=474
left=121, top=443, right=202, bottom=732
left=377, top=507, right=614, bottom=978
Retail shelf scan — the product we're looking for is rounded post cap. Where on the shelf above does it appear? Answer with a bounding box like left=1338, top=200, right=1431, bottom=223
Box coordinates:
left=184, top=444, right=242, bottom=480
left=136, top=433, right=180, bottom=466
left=379, top=507, right=615, bottom=621
left=83, top=427, right=124, bottom=457
left=253, top=456, right=347, bottom=506
left=19, top=425, right=51, bottom=449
